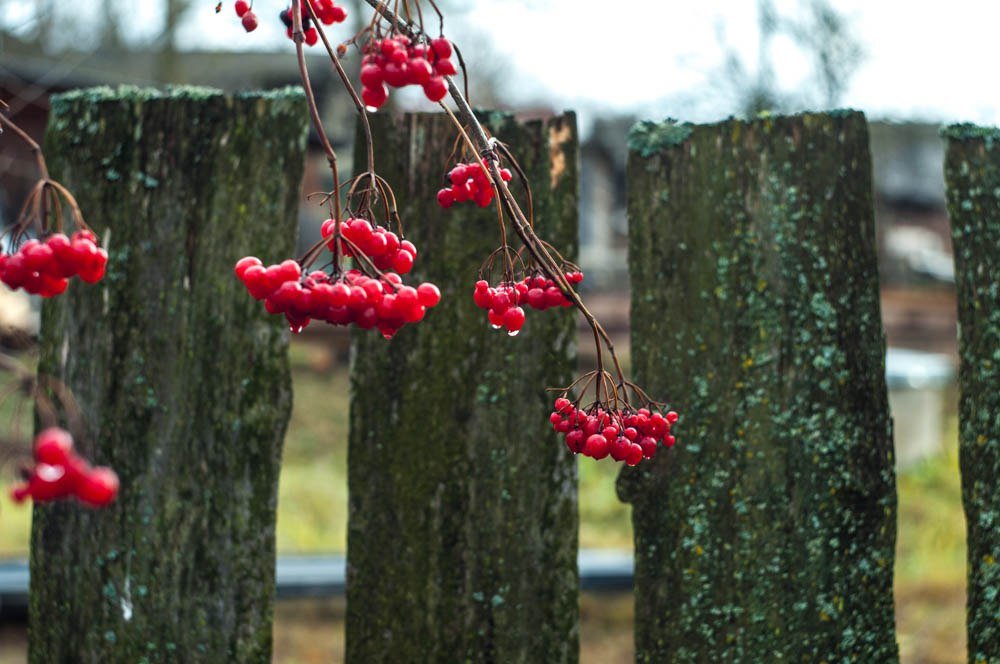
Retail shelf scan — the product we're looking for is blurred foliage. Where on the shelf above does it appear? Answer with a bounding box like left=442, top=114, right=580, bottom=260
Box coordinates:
left=719, top=0, right=865, bottom=117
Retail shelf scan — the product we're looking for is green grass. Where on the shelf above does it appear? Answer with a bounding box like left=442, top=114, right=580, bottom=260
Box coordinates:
left=895, top=417, right=966, bottom=588
left=0, top=354, right=36, bottom=558
left=276, top=343, right=350, bottom=553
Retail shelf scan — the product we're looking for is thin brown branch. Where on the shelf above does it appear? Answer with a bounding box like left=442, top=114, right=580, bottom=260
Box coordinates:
left=292, top=0, right=342, bottom=223
left=358, top=0, right=626, bottom=383
left=0, top=112, right=49, bottom=179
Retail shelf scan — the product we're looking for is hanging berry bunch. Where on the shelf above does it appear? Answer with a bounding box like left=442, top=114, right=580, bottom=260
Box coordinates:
left=323, top=217, right=417, bottom=274
left=359, top=35, right=456, bottom=109
left=11, top=427, right=119, bottom=507
left=235, top=258, right=440, bottom=339
left=0, top=110, right=107, bottom=298
left=436, top=161, right=512, bottom=209
left=0, top=231, right=107, bottom=296
left=220, top=0, right=679, bottom=463
left=235, top=88, right=440, bottom=343
left=548, top=376, right=679, bottom=467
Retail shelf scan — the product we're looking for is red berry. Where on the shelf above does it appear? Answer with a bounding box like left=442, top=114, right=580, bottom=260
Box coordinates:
left=241, top=11, right=258, bottom=31
left=34, top=428, right=74, bottom=465
left=423, top=77, right=448, bottom=102
left=399, top=240, right=417, bottom=259
left=437, top=188, right=455, bottom=208
left=417, top=283, right=441, bottom=307
left=360, top=65, right=383, bottom=88
left=234, top=0, right=250, bottom=17
left=503, top=306, right=525, bottom=333
left=434, top=58, right=457, bottom=77
left=76, top=467, right=119, bottom=507
left=430, top=37, right=453, bottom=59
left=584, top=434, right=609, bottom=460
left=235, top=256, right=262, bottom=280
left=391, top=250, right=414, bottom=274
left=362, top=84, right=388, bottom=110
left=609, top=436, right=629, bottom=461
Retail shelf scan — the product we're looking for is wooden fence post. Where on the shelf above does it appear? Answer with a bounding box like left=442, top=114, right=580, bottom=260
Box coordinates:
left=943, top=124, right=1000, bottom=664
left=29, top=87, right=307, bottom=662
left=620, top=111, right=898, bottom=661
left=347, top=111, right=579, bottom=662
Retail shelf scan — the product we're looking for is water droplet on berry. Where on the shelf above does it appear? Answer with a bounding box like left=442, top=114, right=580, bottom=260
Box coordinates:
left=507, top=329, right=520, bottom=337
left=490, top=323, right=502, bottom=330
left=290, top=325, right=304, bottom=334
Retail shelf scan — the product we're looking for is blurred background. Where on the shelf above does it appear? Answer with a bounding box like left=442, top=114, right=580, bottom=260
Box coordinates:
left=0, top=0, right=989, bottom=661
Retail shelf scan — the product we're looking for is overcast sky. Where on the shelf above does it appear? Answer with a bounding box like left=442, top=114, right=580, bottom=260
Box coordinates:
left=4, top=0, right=999, bottom=126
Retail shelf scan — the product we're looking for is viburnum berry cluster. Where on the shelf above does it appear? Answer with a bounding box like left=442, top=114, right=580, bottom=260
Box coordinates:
left=472, top=270, right=584, bottom=335
left=219, top=0, right=677, bottom=466
left=360, top=35, right=455, bottom=109
left=10, top=427, right=119, bottom=508
left=279, top=0, right=347, bottom=44
left=549, top=399, right=678, bottom=466
left=436, top=161, right=513, bottom=209
left=0, top=231, right=107, bottom=297
left=322, top=217, right=417, bottom=274
left=235, top=257, right=439, bottom=338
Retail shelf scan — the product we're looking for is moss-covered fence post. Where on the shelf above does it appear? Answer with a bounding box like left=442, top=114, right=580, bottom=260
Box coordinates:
left=29, top=87, right=307, bottom=662
left=619, top=111, right=898, bottom=662
left=347, top=112, right=579, bottom=663
left=943, top=125, right=1000, bottom=664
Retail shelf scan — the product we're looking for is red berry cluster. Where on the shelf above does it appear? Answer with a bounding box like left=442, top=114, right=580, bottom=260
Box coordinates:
left=360, top=36, right=455, bottom=109
left=436, top=162, right=513, bottom=209
left=10, top=428, right=119, bottom=508
left=321, top=218, right=416, bottom=274
left=234, top=0, right=258, bottom=31
left=549, top=399, right=679, bottom=466
left=472, top=280, right=525, bottom=335
left=235, top=259, right=440, bottom=338
left=472, top=271, right=584, bottom=334
left=519, top=271, right=584, bottom=310
left=278, top=0, right=347, bottom=45
left=0, top=231, right=107, bottom=297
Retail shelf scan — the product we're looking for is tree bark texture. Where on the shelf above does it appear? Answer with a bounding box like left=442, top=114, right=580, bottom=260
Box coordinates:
left=347, top=111, right=579, bottom=663
left=943, top=124, right=1000, bottom=664
left=29, top=87, right=307, bottom=663
left=620, top=111, right=898, bottom=662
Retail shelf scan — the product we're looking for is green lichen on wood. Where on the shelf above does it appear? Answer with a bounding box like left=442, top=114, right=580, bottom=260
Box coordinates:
left=944, top=125, right=1000, bottom=664
left=346, top=112, right=580, bottom=663
left=621, top=111, right=898, bottom=662
left=29, top=87, right=308, bottom=663
left=627, top=119, right=694, bottom=157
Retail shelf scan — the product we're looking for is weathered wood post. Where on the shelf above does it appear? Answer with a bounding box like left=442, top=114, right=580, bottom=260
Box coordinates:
left=347, top=112, right=579, bottom=662
left=30, top=87, right=307, bottom=662
left=620, top=111, right=898, bottom=661
left=944, top=124, right=1000, bottom=664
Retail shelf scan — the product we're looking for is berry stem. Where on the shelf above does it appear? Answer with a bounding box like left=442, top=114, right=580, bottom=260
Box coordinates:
left=0, top=111, right=49, bottom=180
left=431, top=78, right=626, bottom=385
left=299, top=0, right=377, bottom=176
left=292, top=0, right=343, bottom=226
